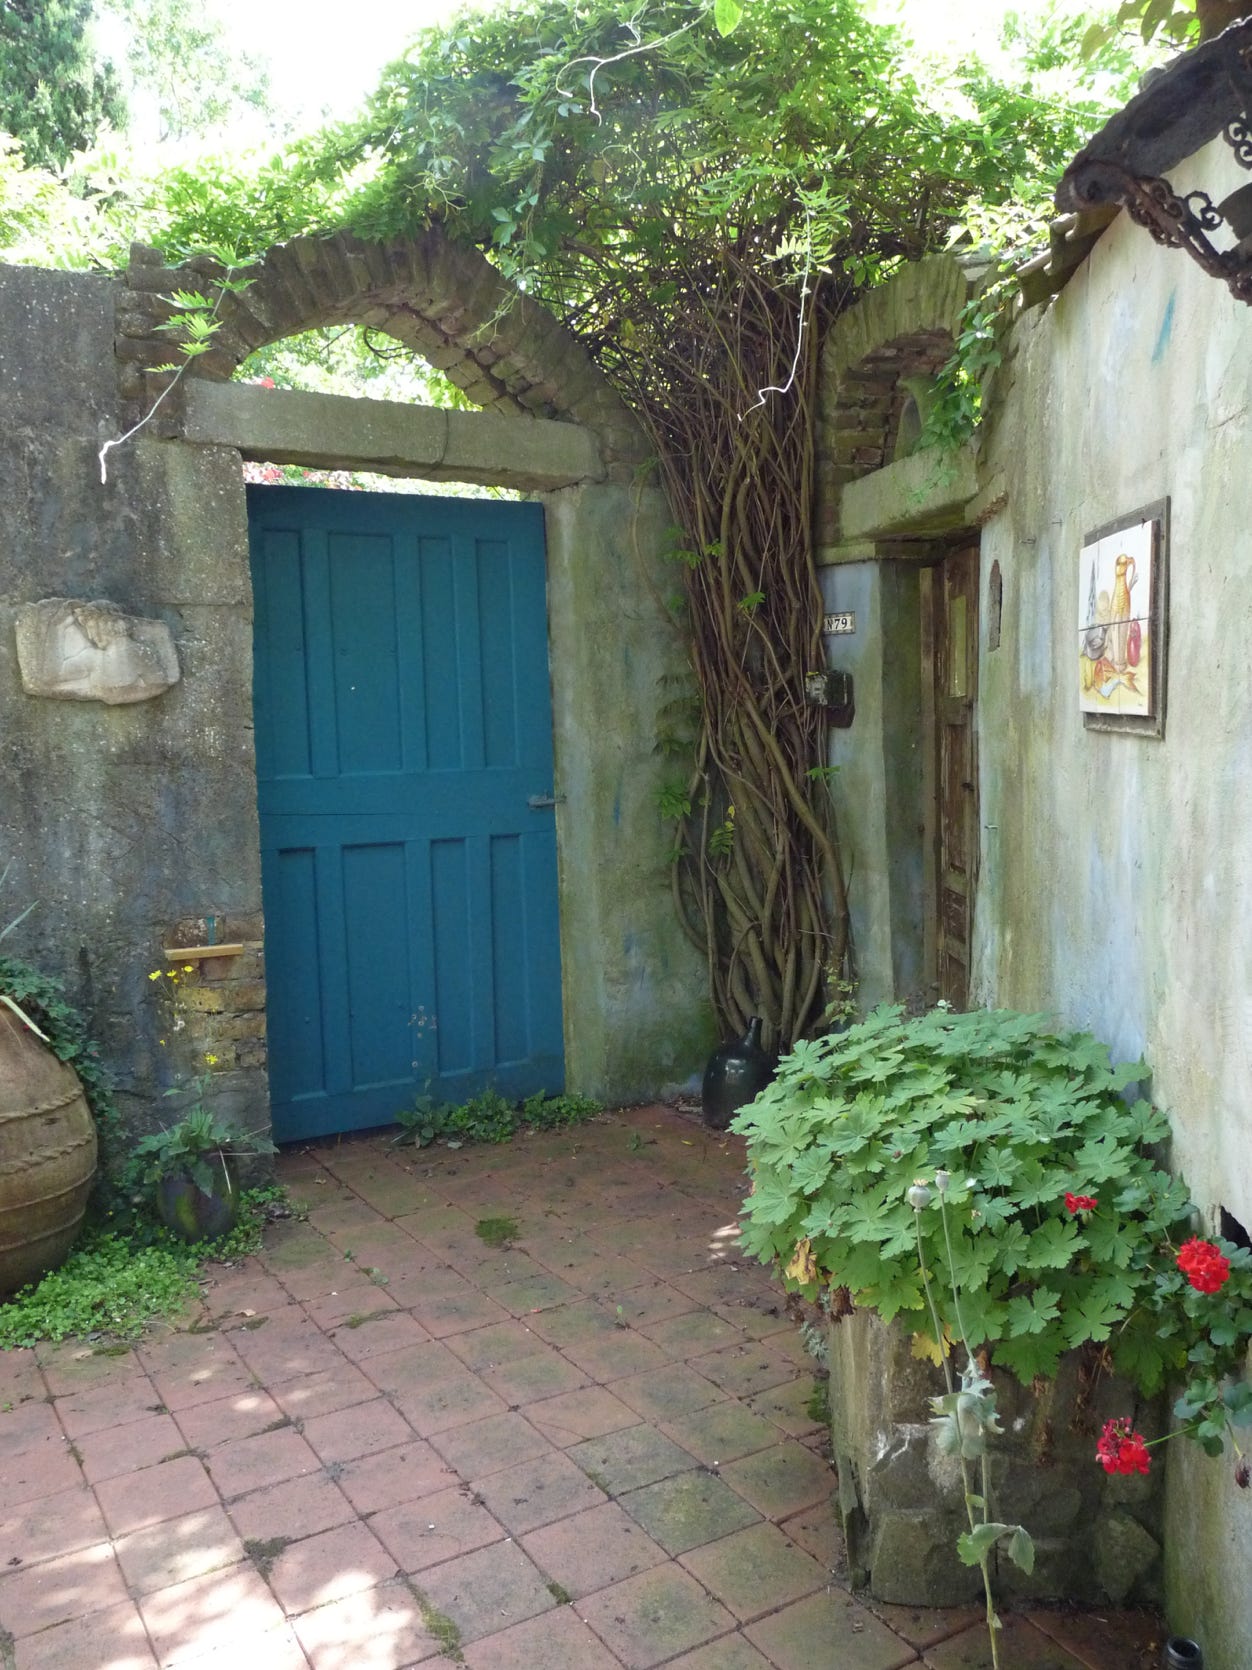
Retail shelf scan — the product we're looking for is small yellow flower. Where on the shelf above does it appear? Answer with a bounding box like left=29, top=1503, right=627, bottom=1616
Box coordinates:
left=204, top=1053, right=218, bottom=1066
left=148, top=970, right=162, bottom=981
left=183, top=965, right=194, bottom=974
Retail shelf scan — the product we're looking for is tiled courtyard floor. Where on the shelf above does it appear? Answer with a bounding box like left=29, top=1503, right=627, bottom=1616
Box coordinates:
left=2, top=1105, right=1164, bottom=1669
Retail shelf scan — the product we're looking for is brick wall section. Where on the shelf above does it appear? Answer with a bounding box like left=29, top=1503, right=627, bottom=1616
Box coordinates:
left=116, top=229, right=650, bottom=481
left=816, top=255, right=975, bottom=548
left=158, top=914, right=267, bottom=1076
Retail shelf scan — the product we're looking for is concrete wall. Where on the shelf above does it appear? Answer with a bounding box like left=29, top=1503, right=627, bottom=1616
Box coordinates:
left=1, top=263, right=709, bottom=1149
left=0, top=266, right=267, bottom=1139
left=971, top=139, right=1252, bottom=1667
left=820, top=135, right=1251, bottom=1667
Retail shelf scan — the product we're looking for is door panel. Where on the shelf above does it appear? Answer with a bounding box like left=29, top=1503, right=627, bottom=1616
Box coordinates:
left=933, top=545, right=980, bottom=1009
left=249, top=487, right=564, bottom=1142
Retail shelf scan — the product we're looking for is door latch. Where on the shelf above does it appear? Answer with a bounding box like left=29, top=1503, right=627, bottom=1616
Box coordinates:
left=527, top=793, right=567, bottom=809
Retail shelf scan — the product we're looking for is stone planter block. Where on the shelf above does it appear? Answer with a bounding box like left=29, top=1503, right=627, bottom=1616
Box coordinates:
left=827, top=1310, right=1165, bottom=1607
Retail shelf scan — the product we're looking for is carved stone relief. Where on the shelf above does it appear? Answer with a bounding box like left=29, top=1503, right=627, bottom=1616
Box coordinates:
left=14, top=598, right=180, bottom=705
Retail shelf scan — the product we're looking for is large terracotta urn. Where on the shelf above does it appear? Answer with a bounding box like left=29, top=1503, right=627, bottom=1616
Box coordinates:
left=0, top=1006, right=98, bottom=1295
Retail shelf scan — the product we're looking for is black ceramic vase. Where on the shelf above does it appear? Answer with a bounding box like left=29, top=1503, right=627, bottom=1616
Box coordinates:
left=702, top=1017, right=774, bottom=1131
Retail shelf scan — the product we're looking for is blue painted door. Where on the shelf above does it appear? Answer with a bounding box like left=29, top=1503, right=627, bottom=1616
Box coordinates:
left=248, top=487, right=564, bottom=1143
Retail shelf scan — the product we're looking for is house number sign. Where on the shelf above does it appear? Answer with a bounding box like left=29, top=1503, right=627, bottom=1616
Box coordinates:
left=823, top=612, right=856, bottom=635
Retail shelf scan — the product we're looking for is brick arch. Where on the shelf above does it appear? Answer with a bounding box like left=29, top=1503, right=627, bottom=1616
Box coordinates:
left=116, top=228, right=647, bottom=479
left=815, top=255, right=976, bottom=549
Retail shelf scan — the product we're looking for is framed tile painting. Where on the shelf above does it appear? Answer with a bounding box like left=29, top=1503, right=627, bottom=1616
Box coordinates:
left=1079, top=498, right=1169, bottom=736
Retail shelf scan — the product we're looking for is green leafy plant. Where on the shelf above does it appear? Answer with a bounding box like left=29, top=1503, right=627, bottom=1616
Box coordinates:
left=736, top=1006, right=1252, bottom=1460
left=130, top=1072, right=276, bottom=1198
left=394, top=1087, right=602, bottom=1148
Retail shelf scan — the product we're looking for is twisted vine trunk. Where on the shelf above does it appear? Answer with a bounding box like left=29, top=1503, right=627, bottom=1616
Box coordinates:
left=616, top=262, right=850, bottom=1053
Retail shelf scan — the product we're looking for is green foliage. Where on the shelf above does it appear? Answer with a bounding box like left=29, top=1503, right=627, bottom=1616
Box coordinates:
left=393, top=1087, right=602, bottom=1148
left=475, top=1215, right=520, bottom=1248
left=0, top=0, right=125, bottom=170
left=0, top=1186, right=288, bottom=1346
left=101, top=0, right=270, bottom=144
left=736, top=1006, right=1252, bottom=1439
left=129, top=1094, right=276, bottom=1198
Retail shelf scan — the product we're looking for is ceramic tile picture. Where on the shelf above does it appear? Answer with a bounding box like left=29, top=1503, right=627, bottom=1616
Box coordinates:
left=1079, top=500, right=1168, bottom=736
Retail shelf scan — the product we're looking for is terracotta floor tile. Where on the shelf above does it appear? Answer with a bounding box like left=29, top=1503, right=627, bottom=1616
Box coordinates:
left=334, top=1441, right=459, bottom=1517
left=204, top=1426, right=321, bottom=1502
left=74, top=1410, right=186, bottom=1485
left=525, top=1387, right=641, bottom=1448
left=745, top=1590, right=918, bottom=1670
left=266, top=1519, right=398, bottom=1616
left=478, top=1347, right=589, bottom=1406
left=114, top=1504, right=245, bottom=1596
left=268, top=1361, right=381, bottom=1422
left=779, top=1502, right=845, bottom=1573
left=230, top=1326, right=348, bottom=1384
left=54, top=1375, right=166, bottom=1440
left=678, top=1521, right=827, bottom=1622
left=331, top=1311, right=432, bottom=1363
left=0, top=1436, right=83, bottom=1510
left=577, top=1563, right=735, bottom=1669
left=524, top=1298, right=619, bottom=1351
left=692, top=1343, right=800, bottom=1400
left=144, top=1340, right=259, bottom=1414
left=200, top=1269, right=292, bottom=1321
left=292, top=1581, right=444, bottom=1669
left=95, top=1454, right=219, bottom=1539
left=639, top=1310, right=746, bottom=1358
left=0, top=1348, right=44, bottom=1402
left=611, top=1283, right=700, bottom=1328
left=618, top=1470, right=760, bottom=1556
left=300, top=1282, right=400, bottom=1329
left=486, top=1271, right=584, bottom=1317
left=137, top=1561, right=290, bottom=1665
left=390, top=1369, right=510, bottom=1438
left=665, top=1636, right=774, bottom=1670
left=567, top=1425, right=698, bottom=1497
left=463, top=1605, right=624, bottom=1669
left=745, top=1376, right=825, bottom=1438
left=301, top=1397, right=415, bottom=1465
left=173, top=1388, right=286, bottom=1451
left=922, top=1615, right=1090, bottom=1668
left=16, top=1596, right=159, bottom=1669
left=428, top=1412, right=553, bottom=1481
left=406, top=1288, right=512, bottom=1340
left=369, top=1484, right=507, bottom=1574
left=471, top=1451, right=607, bottom=1536
left=718, top=1442, right=835, bottom=1522
left=521, top=1500, right=668, bottom=1599
left=662, top=1401, right=780, bottom=1468
left=439, top=1319, right=546, bottom=1374
left=0, top=1540, right=129, bottom=1636
left=172, top=1621, right=313, bottom=1669
left=359, top=1341, right=465, bottom=1398
left=866, top=1602, right=981, bottom=1651
left=0, top=1396, right=61, bottom=1460
left=37, top=1342, right=144, bottom=1396
left=414, top=1540, right=556, bottom=1645
left=1026, top=1607, right=1167, bottom=1669
left=226, top=1469, right=355, bottom=1545
left=2, top=1476, right=108, bottom=1565
left=559, top=1330, right=673, bottom=1383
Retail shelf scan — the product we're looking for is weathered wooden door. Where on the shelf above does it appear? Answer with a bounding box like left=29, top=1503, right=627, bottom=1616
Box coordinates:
left=248, top=487, right=564, bottom=1143
left=930, top=545, right=980, bottom=1008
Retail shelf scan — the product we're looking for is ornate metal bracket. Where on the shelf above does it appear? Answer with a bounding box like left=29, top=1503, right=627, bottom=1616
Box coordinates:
left=1056, top=21, right=1252, bottom=307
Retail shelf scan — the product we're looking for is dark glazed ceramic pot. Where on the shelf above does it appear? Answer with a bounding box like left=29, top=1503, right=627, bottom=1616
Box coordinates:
left=1162, top=1640, right=1203, bottom=1670
left=702, top=1017, right=774, bottom=1130
left=156, top=1161, right=239, bottom=1243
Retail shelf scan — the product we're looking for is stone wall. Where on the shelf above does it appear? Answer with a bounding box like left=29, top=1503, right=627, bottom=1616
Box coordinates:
left=1, top=255, right=710, bottom=1160
left=816, top=133, right=1252, bottom=1668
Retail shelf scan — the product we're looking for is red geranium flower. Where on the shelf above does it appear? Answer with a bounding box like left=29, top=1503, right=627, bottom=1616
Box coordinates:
left=1096, top=1417, right=1151, bottom=1475
left=1065, top=1192, right=1098, bottom=1214
left=1176, top=1238, right=1231, bottom=1295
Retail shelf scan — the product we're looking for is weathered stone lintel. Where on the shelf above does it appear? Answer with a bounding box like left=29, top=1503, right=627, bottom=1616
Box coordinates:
left=840, top=444, right=979, bottom=542
left=180, top=381, right=608, bottom=492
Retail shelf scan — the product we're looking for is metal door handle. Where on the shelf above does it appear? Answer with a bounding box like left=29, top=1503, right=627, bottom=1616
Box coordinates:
left=528, top=793, right=566, bottom=809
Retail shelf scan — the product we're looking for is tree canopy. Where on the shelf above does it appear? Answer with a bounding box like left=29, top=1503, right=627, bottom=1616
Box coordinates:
left=0, top=0, right=124, bottom=169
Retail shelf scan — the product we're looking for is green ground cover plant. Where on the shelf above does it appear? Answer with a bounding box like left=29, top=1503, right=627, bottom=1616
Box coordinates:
left=393, top=1088, right=603, bottom=1148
